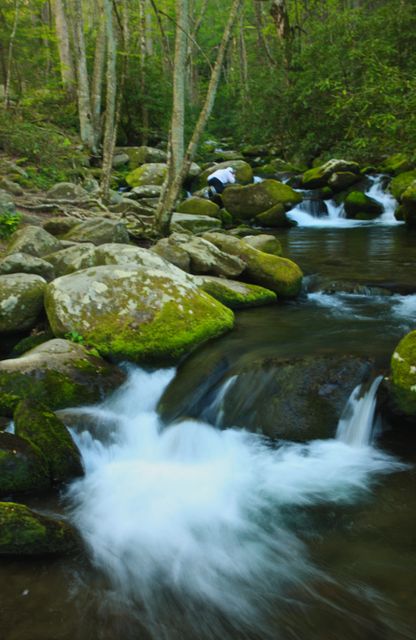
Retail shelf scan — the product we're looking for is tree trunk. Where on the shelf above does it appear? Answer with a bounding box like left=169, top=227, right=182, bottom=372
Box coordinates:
left=71, top=0, right=96, bottom=151
left=4, top=0, right=21, bottom=108
left=155, top=0, right=243, bottom=236
left=270, top=0, right=292, bottom=71
left=253, top=0, right=276, bottom=67
left=139, top=0, right=150, bottom=145
left=52, top=0, right=76, bottom=95
left=91, top=11, right=106, bottom=148
left=170, top=0, right=189, bottom=176
left=100, top=0, right=117, bottom=200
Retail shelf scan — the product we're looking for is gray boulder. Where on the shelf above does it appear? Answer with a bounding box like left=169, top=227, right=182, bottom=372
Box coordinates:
left=165, top=233, right=245, bottom=277
left=0, top=274, right=46, bottom=332
left=0, top=252, right=55, bottom=280
left=0, top=431, right=50, bottom=495
left=171, top=213, right=222, bottom=234
left=62, top=217, right=130, bottom=245
left=45, top=243, right=97, bottom=276
left=42, top=216, right=80, bottom=236
left=7, top=225, right=61, bottom=257
left=46, top=182, right=89, bottom=201
left=243, top=234, right=282, bottom=256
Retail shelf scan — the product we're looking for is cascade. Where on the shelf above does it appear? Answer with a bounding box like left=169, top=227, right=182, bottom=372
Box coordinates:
left=336, top=375, right=383, bottom=447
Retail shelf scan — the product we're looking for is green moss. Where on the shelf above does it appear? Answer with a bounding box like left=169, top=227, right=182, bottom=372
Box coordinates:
left=255, top=203, right=296, bottom=228
left=126, top=163, right=167, bottom=187
left=380, top=154, right=414, bottom=176
left=390, top=330, right=416, bottom=417
left=344, top=191, right=383, bottom=219
left=0, top=431, right=50, bottom=494
left=0, top=502, right=78, bottom=555
left=390, top=170, right=416, bottom=201
left=14, top=400, right=83, bottom=484
left=198, top=278, right=277, bottom=309
left=11, top=331, right=54, bottom=358
left=222, top=180, right=302, bottom=220
left=177, top=197, right=220, bottom=217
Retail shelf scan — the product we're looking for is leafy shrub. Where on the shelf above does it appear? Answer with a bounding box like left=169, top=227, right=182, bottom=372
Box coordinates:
left=0, top=210, right=22, bottom=239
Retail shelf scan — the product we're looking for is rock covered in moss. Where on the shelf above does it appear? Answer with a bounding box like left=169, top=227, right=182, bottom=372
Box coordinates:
left=45, top=243, right=97, bottom=276
left=0, top=339, right=125, bottom=416
left=380, top=154, right=414, bottom=176
left=126, top=163, right=167, bottom=187
left=171, top=213, right=222, bottom=234
left=62, top=217, right=129, bottom=245
left=46, top=182, right=89, bottom=201
left=0, top=273, right=46, bottom=332
left=255, top=202, right=297, bottom=228
left=328, top=171, right=360, bottom=191
left=44, top=265, right=234, bottom=364
left=177, top=197, right=220, bottom=218
left=0, top=502, right=79, bottom=555
left=401, top=180, right=416, bottom=227
left=203, top=232, right=303, bottom=297
left=128, top=185, right=163, bottom=199
left=390, top=330, right=416, bottom=419
left=0, top=189, right=17, bottom=214
left=151, top=238, right=191, bottom=272
left=14, top=399, right=83, bottom=484
left=243, top=234, right=282, bottom=256
left=222, top=180, right=302, bottom=220
left=0, top=179, right=24, bottom=197
left=116, top=146, right=167, bottom=166
left=301, top=159, right=360, bottom=189
left=0, top=432, right=49, bottom=495
left=344, top=191, right=384, bottom=219
left=389, top=170, right=416, bottom=201
left=197, top=160, right=253, bottom=187
left=194, top=276, right=277, bottom=309
left=42, top=216, right=80, bottom=236
left=94, top=243, right=181, bottom=273
left=0, top=252, right=55, bottom=280
left=7, top=225, right=61, bottom=257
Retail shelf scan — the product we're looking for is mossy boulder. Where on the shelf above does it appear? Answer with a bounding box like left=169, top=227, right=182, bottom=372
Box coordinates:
left=328, top=171, right=361, bottom=191
left=46, top=182, right=88, bottom=201
left=401, top=180, right=416, bottom=227
left=151, top=238, right=191, bottom=272
left=196, top=160, right=253, bottom=188
left=380, top=154, right=414, bottom=176
left=0, top=339, right=125, bottom=417
left=177, top=197, right=220, bottom=218
left=44, top=265, right=234, bottom=364
left=14, top=399, right=83, bottom=485
left=389, top=170, right=416, bottom=201
left=171, top=213, right=222, bottom=234
left=202, top=232, right=303, bottom=297
left=390, top=330, right=416, bottom=419
left=222, top=180, right=302, bottom=221
left=0, top=502, right=79, bottom=555
left=0, top=432, right=49, bottom=495
left=62, top=218, right=130, bottom=245
left=116, top=146, right=167, bottom=166
left=94, top=243, right=184, bottom=275
left=194, top=276, right=277, bottom=309
left=126, top=163, right=167, bottom=187
left=0, top=179, right=23, bottom=197
left=7, top=225, right=61, bottom=257
left=301, top=159, right=360, bottom=189
left=243, top=234, right=282, bottom=256
left=128, top=185, right=163, bottom=199
left=344, top=191, right=384, bottom=219
left=0, top=274, right=46, bottom=332
left=45, top=243, right=97, bottom=277
left=255, top=202, right=297, bottom=228
left=0, top=189, right=16, bottom=214
left=0, top=252, right=54, bottom=280
left=42, top=216, right=80, bottom=236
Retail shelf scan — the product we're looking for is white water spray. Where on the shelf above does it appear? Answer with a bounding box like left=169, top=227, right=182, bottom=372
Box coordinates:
left=336, top=376, right=383, bottom=447
left=66, top=367, right=403, bottom=638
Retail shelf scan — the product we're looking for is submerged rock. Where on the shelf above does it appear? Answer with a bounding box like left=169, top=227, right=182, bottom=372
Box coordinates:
left=0, top=273, right=46, bottom=332
left=45, top=265, right=234, bottom=364
left=0, top=502, right=79, bottom=555
left=0, top=339, right=124, bottom=416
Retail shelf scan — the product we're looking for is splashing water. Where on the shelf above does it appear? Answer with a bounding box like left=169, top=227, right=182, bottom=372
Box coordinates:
left=336, top=376, right=383, bottom=447
left=66, top=367, right=404, bottom=638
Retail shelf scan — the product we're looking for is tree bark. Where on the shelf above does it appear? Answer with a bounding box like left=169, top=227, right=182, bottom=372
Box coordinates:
left=52, top=0, right=76, bottom=95
left=139, top=0, right=150, bottom=144
left=270, top=0, right=292, bottom=71
left=101, top=0, right=117, bottom=200
left=170, top=0, right=189, bottom=176
left=4, top=0, right=21, bottom=107
left=155, top=0, right=243, bottom=236
left=91, top=11, right=106, bottom=148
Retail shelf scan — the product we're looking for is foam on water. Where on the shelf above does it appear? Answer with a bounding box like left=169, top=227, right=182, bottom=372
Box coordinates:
left=66, top=366, right=404, bottom=636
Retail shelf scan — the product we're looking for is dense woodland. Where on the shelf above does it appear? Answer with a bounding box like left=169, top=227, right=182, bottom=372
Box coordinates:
left=0, top=0, right=415, bottom=179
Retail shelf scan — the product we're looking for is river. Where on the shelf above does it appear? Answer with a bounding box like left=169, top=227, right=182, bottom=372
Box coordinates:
left=1, top=180, right=415, bottom=640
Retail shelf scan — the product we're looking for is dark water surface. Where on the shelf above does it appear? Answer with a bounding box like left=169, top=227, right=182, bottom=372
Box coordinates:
left=1, top=225, right=415, bottom=640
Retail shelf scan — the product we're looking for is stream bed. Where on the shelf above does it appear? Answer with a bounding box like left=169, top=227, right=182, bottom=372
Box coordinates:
left=1, top=212, right=416, bottom=640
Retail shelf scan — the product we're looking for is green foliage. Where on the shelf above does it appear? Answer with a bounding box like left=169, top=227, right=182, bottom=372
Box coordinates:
left=64, top=331, right=84, bottom=345
left=0, top=211, right=22, bottom=239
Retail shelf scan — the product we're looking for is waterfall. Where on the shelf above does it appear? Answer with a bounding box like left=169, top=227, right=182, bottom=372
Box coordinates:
left=336, top=376, right=383, bottom=447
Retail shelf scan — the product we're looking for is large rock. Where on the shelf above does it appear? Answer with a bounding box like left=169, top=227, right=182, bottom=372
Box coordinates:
left=44, top=265, right=234, bottom=363
left=171, top=213, right=222, bottom=234
left=151, top=238, right=191, bottom=272
left=389, top=331, right=416, bottom=420
left=127, top=185, right=163, bottom=199
left=14, top=399, right=83, bottom=485
left=45, top=243, right=97, bottom=276
left=62, top=218, right=130, bottom=245
left=255, top=203, right=297, bottom=228
left=177, top=197, right=220, bottom=218
left=116, top=146, right=167, bottom=166
left=126, top=163, right=167, bottom=187
left=301, top=159, right=361, bottom=189
left=344, top=191, right=384, bottom=219
left=162, top=233, right=245, bottom=278
left=0, top=178, right=24, bottom=197
left=222, top=180, right=302, bottom=220
left=0, top=339, right=124, bottom=416
left=194, top=276, right=276, bottom=309
left=202, top=232, right=303, bottom=297
left=380, top=153, right=414, bottom=176
left=46, top=182, right=89, bottom=201
left=42, top=216, right=80, bottom=236
left=197, top=160, right=253, bottom=187
left=0, top=189, right=17, bottom=214
left=243, top=234, right=282, bottom=256
left=0, top=274, right=46, bottom=332
left=401, top=180, right=416, bottom=227
left=0, top=431, right=49, bottom=495
left=0, top=502, right=79, bottom=555
left=94, top=243, right=185, bottom=275
left=7, top=225, right=61, bottom=257
left=389, top=170, right=416, bottom=200
left=0, top=252, right=54, bottom=280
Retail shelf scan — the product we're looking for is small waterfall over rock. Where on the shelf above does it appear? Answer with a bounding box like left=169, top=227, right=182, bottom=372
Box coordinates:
left=336, top=376, right=383, bottom=447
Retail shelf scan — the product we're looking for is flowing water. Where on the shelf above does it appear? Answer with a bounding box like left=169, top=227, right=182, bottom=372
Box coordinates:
left=1, top=182, right=416, bottom=640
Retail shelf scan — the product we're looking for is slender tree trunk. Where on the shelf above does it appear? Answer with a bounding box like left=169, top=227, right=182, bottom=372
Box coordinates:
left=155, top=0, right=243, bottom=236
left=113, top=0, right=130, bottom=148
left=170, top=0, right=189, bottom=175
left=91, top=12, right=106, bottom=147
left=139, top=0, right=150, bottom=144
left=101, top=0, right=117, bottom=200
left=53, top=0, right=76, bottom=95
left=71, top=0, right=96, bottom=151
left=4, top=0, right=21, bottom=108
left=253, top=0, right=276, bottom=67
left=270, top=0, right=292, bottom=72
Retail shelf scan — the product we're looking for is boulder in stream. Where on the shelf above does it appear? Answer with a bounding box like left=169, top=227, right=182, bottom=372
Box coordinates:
left=222, top=180, right=302, bottom=220
left=194, top=276, right=277, bottom=309
left=301, top=159, right=361, bottom=189
left=344, top=191, right=383, bottom=219
left=0, top=431, right=50, bottom=495
left=388, top=330, right=416, bottom=421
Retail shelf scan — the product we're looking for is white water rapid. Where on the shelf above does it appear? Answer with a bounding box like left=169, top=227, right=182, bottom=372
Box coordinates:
left=66, top=367, right=404, bottom=639
left=288, top=174, right=401, bottom=228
